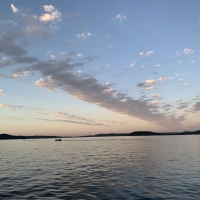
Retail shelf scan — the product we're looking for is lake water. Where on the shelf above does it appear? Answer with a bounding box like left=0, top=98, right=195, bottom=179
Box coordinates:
left=0, top=136, right=200, bottom=199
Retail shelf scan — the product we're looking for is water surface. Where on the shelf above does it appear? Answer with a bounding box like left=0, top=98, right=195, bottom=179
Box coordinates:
left=1, top=136, right=200, bottom=199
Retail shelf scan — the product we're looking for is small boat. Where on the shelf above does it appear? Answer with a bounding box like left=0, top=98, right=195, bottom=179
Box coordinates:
left=55, top=139, right=62, bottom=141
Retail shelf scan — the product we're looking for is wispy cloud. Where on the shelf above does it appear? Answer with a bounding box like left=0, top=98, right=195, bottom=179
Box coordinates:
left=11, top=4, right=18, bottom=13
left=108, top=44, right=114, bottom=48
left=77, top=32, right=92, bottom=40
left=0, top=90, right=5, bottom=95
left=124, top=62, right=135, bottom=68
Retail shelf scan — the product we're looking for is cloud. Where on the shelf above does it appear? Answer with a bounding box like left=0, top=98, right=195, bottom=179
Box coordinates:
left=146, top=79, right=155, bottom=84
left=0, top=57, right=12, bottom=68
left=146, top=51, right=154, bottom=57
left=0, top=103, right=23, bottom=109
left=151, top=101, right=163, bottom=105
left=0, top=34, right=27, bottom=57
left=40, top=5, right=62, bottom=22
left=192, top=102, right=200, bottom=111
left=155, top=64, right=161, bottom=67
left=0, top=19, right=18, bottom=26
left=138, top=52, right=145, bottom=58
left=0, top=90, right=4, bottom=95
left=13, top=45, right=184, bottom=132
left=14, top=56, right=38, bottom=64
left=77, top=32, right=91, bottom=40
left=11, top=4, right=18, bottom=13
left=184, top=82, right=189, bottom=86
left=124, top=62, right=135, bottom=68
left=35, top=76, right=55, bottom=92
left=84, top=55, right=98, bottom=62
left=11, top=71, right=29, bottom=78
left=36, top=117, right=109, bottom=127
left=137, top=79, right=156, bottom=90
left=177, top=102, right=189, bottom=109
left=151, top=94, right=160, bottom=98
left=108, top=44, right=114, bottom=48
left=67, top=107, right=72, bottom=111
left=184, top=48, right=195, bottom=55
left=158, top=77, right=172, bottom=82
left=115, top=13, right=126, bottom=25
left=139, top=51, right=154, bottom=58
left=105, top=64, right=109, bottom=67
left=77, top=53, right=83, bottom=57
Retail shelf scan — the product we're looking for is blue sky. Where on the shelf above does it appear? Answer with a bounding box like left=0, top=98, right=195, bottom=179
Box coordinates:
left=1, top=0, right=200, bottom=136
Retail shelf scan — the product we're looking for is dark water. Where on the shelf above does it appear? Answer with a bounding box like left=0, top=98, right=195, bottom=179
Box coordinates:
left=1, top=136, right=200, bottom=199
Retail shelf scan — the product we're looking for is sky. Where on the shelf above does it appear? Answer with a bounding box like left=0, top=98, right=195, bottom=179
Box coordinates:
left=1, top=0, right=200, bottom=136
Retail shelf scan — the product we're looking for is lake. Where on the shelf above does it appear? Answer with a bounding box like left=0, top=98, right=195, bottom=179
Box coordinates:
left=0, top=136, right=200, bottom=199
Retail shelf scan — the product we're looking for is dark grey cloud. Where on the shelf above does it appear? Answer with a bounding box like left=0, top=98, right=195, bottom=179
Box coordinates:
left=0, top=58, right=12, bottom=68
left=0, top=73, right=10, bottom=79
left=192, top=101, right=200, bottom=111
left=84, top=55, right=98, bottom=62
left=177, top=102, right=189, bottom=109
left=0, top=24, right=185, bottom=131
left=0, top=33, right=27, bottom=57
left=31, top=59, right=184, bottom=130
left=13, top=56, right=38, bottom=64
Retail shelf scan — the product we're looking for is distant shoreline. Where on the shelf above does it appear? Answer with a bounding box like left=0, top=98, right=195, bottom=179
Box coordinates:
left=0, top=134, right=63, bottom=140
left=81, top=130, right=200, bottom=137
left=1, top=130, right=200, bottom=140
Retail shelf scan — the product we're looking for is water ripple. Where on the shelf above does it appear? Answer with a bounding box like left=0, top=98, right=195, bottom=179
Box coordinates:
left=1, top=136, right=200, bottom=199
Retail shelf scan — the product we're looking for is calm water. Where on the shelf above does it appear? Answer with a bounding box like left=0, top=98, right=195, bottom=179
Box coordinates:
left=1, top=136, right=200, bottom=199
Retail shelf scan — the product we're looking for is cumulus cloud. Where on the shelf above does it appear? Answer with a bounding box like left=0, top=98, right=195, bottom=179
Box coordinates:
left=139, top=52, right=144, bottom=58
left=184, top=82, right=189, bottom=86
left=184, top=48, right=195, bottom=55
left=115, top=13, right=126, bottom=25
left=139, top=51, right=154, bottom=58
left=40, top=5, right=61, bottom=22
left=77, top=32, right=91, bottom=40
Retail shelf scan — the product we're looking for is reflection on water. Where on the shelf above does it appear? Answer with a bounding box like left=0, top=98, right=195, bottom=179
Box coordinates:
left=1, top=136, right=200, bottom=199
